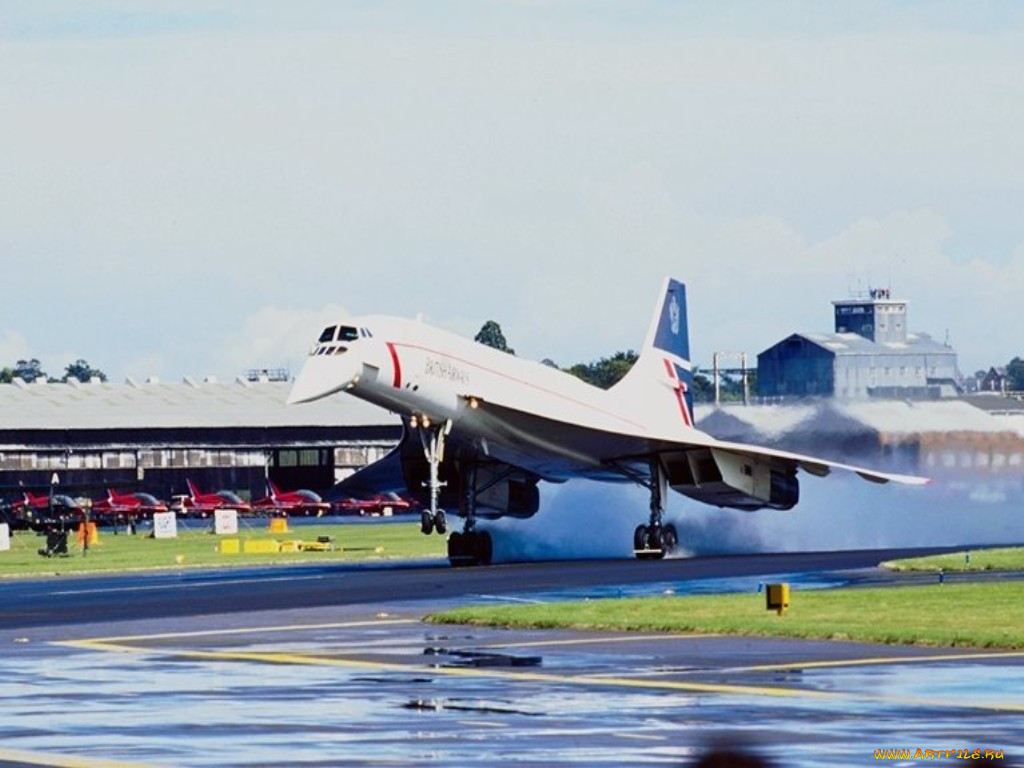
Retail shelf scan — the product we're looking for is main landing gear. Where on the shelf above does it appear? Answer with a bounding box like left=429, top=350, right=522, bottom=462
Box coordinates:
left=414, top=417, right=492, bottom=567
left=633, top=457, right=678, bottom=561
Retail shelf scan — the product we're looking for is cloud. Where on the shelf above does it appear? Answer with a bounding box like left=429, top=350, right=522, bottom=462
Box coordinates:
left=0, top=330, right=31, bottom=366
left=211, top=303, right=350, bottom=380
left=0, top=8, right=1022, bottom=378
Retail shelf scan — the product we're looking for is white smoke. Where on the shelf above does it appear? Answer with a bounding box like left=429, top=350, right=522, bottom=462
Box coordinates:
left=482, top=469, right=1023, bottom=564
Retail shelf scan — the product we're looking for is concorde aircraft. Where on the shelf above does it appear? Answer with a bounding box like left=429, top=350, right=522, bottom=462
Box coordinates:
left=288, top=277, right=928, bottom=566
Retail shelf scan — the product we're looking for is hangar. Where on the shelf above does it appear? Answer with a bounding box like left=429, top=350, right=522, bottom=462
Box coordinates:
left=757, top=289, right=960, bottom=399
left=0, top=376, right=401, bottom=505
left=696, top=398, right=1024, bottom=489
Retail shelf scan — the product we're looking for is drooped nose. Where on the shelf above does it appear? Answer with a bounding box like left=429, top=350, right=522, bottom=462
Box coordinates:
left=286, top=349, right=361, bottom=405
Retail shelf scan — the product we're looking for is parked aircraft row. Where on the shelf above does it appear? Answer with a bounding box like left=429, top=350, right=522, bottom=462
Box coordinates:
left=1, top=481, right=416, bottom=531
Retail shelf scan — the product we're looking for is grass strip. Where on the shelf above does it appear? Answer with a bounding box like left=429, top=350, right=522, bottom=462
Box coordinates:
left=0, top=521, right=444, bottom=577
left=427, top=581, right=1024, bottom=649
left=882, top=547, right=1024, bottom=572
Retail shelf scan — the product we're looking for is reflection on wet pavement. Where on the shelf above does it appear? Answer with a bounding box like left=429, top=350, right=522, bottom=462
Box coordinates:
left=2, top=615, right=1022, bottom=767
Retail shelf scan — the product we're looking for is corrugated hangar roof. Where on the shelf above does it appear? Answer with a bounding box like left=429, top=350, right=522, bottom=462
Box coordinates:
left=696, top=399, right=1017, bottom=442
left=787, top=331, right=953, bottom=356
left=0, top=379, right=399, bottom=430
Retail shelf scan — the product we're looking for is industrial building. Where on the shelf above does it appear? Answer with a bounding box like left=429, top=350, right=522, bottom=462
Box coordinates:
left=0, top=377, right=401, bottom=505
left=696, top=399, right=1024, bottom=489
left=757, top=288, right=959, bottom=400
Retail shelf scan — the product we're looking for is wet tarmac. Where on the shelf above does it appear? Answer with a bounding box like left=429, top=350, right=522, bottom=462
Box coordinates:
left=1, top=553, right=1022, bottom=766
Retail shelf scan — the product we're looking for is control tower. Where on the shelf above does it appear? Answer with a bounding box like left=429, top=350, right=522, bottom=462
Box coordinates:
left=832, top=288, right=907, bottom=344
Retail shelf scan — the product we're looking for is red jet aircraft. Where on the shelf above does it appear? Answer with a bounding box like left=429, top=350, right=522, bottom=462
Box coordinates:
left=170, top=480, right=252, bottom=517
left=252, top=481, right=331, bottom=516
left=334, top=491, right=417, bottom=517
left=91, top=489, right=168, bottom=519
left=12, top=491, right=85, bottom=529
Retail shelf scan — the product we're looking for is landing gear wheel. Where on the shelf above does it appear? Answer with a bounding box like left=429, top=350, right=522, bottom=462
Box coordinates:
left=635, top=525, right=666, bottom=560
left=662, top=524, right=678, bottom=555
left=420, top=510, right=434, bottom=535
left=633, top=525, right=649, bottom=552
left=447, top=530, right=492, bottom=567
left=647, top=526, right=666, bottom=560
left=433, top=510, right=447, bottom=535
left=447, top=531, right=466, bottom=566
left=475, top=531, right=493, bottom=565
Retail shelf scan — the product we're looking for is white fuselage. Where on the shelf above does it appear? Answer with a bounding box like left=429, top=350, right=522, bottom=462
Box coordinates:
left=288, top=315, right=698, bottom=481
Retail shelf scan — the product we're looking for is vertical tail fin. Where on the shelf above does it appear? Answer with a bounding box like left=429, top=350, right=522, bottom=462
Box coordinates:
left=610, top=277, right=695, bottom=427
left=186, top=479, right=200, bottom=500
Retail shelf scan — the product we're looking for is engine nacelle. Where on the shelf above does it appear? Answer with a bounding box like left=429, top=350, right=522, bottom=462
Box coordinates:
left=400, top=453, right=541, bottom=520
left=663, top=448, right=798, bottom=511
left=472, top=465, right=541, bottom=520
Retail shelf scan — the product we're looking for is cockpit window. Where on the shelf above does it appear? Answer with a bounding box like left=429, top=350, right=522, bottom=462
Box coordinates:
left=319, top=326, right=337, bottom=343
left=338, top=326, right=359, bottom=342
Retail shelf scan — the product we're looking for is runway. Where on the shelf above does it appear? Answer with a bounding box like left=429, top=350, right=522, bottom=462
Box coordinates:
left=1, top=549, right=1021, bottom=766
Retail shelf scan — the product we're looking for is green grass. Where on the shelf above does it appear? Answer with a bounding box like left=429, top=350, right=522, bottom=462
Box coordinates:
left=0, top=520, right=445, bottom=577
left=427, top=581, right=1024, bottom=649
left=882, top=547, right=1024, bottom=572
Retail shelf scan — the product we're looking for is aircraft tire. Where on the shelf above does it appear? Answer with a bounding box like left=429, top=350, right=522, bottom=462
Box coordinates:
left=447, top=531, right=466, bottom=566
left=633, top=525, right=648, bottom=552
left=475, top=531, right=493, bottom=565
left=433, top=510, right=447, bottom=535
left=662, top=524, right=678, bottom=555
left=649, top=527, right=666, bottom=560
left=420, top=510, right=434, bottom=535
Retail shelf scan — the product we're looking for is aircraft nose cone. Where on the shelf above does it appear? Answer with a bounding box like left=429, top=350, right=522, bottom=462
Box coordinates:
left=286, top=352, right=360, bottom=405
left=286, top=375, right=323, bottom=405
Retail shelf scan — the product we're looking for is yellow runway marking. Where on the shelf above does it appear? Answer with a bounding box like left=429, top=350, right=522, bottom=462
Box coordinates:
left=0, top=746, right=152, bottom=768
left=58, top=622, right=1024, bottom=715
left=59, top=618, right=418, bottom=646
left=730, top=649, right=1024, bottom=673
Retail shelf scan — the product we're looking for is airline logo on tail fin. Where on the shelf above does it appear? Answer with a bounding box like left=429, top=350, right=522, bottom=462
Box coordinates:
left=650, top=279, right=691, bottom=363
left=611, top=277, right=696, bottom=428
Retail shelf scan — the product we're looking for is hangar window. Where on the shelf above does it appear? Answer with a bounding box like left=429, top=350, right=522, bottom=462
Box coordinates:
left=319, top=326, right=337, bottom=343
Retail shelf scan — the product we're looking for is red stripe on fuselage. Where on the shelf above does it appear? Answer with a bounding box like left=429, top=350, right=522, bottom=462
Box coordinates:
left=386, top=342, right=402, bottom=388
left=387, top=341, right=648, bottom=431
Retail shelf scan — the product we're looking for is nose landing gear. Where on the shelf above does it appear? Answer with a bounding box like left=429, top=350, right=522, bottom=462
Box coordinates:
left=417, top=418, right=450, bottom=537
left=414, top=417, right=491, bottom=566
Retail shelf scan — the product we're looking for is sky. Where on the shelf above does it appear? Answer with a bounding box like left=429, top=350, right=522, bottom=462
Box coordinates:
left=2, top=1, right=1023, bottom=383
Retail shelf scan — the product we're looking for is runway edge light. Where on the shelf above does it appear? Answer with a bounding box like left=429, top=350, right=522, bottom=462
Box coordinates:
left=765, top=583, right=790, bottom=616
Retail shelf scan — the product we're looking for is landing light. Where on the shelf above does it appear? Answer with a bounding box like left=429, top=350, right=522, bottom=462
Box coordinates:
left=422, top=416, right=432, bottom=428
left=469, top=397, right=479, bottom=409
left=410, top=415, right=419, bottom=428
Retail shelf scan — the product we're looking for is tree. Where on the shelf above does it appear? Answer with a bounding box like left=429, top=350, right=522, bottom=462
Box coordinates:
left=691, top=373, right=714, bottom=403
left=12, top=358, right=46, bottom=383
left=474, top=320, right=515, bottom=355
left=63, top=359, right=108, bottom=383
left=1007, top=357, right=1024, bottom=391
left=566, top=350, right=639, bottom=389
